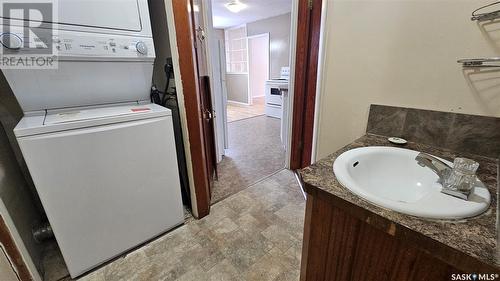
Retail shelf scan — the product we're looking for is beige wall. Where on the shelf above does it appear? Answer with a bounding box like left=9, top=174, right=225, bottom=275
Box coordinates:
left=315, top=0, right=500, bottom=160
left=214, top=28, right=225, bottom=43
left=247, top=13, right=291, bottom=78
left=149, top=0, right=172, bottom=88
left=226, top=73, right=249, bottom=103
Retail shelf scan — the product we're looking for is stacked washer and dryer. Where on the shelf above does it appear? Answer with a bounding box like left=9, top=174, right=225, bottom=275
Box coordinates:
left=1, top=0, right=184, bottom=278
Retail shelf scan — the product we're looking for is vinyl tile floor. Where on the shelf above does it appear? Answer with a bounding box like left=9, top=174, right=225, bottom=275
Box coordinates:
left=61, top=169, right=305, bottom=281
left=211, top=115, right=286, bottom=204
left=44, top=115, right=288, bottom=281
left=43, top=206, right=198, bottom=281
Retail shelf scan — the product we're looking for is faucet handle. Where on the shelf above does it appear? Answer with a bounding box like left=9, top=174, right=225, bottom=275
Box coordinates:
left=451, top=157, right=479, bottom=175
left=442, top=157, right=479, bottom=200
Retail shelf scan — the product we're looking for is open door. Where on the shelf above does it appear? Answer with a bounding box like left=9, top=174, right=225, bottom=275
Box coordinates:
left=217, top=39, right=229, bottom=150
left=170, top=0, right=215, bottom=218
left=199, top=76, right=218, bottom=185
left=190, top=0, right=218, bottom=187
left=192, top=0, right=218, bottom=192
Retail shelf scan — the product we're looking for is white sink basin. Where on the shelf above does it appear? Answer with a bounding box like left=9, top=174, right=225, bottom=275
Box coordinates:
left=333, top=146, right=491, bottom=219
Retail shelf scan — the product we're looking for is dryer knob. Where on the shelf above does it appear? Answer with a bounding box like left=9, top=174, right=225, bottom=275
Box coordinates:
left=136, top=41, right=148, bottom=55
left=0, top=33, right=23, bottom=50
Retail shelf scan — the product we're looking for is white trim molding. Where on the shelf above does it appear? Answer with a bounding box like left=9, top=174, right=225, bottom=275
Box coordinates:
left=285, top=0, right=299, bottom=169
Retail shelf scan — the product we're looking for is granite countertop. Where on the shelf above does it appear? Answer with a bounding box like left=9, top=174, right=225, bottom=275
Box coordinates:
left=299, top=134, right=500, bottom=271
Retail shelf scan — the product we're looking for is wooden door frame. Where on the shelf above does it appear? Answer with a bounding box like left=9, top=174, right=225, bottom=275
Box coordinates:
left=171, top=0, right=211, bottom=218
left=170, top=0, right=324, bottom=218
left=290, top=0, right=324, bottom=170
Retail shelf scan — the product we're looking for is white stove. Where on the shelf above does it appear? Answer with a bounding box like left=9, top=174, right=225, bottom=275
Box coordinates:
left=265, top=67, right=290, bottom=118
left=265, top=67, right=290, bottom=148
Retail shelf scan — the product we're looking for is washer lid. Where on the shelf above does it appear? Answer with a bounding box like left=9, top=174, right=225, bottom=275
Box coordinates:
left=45, top=105, right=155, bottom=125
left=15, top=103, right=171, bottom=137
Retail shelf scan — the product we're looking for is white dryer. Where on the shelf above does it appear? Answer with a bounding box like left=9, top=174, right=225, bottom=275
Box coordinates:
left=1, top=0, right=184, bottom=278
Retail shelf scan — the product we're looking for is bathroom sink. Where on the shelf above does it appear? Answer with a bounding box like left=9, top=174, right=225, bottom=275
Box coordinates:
left=333, top=146, right=491, bottom=219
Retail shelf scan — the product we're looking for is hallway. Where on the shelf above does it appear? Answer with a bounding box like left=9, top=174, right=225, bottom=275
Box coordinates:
left=212, top=115, right=286, bottom=203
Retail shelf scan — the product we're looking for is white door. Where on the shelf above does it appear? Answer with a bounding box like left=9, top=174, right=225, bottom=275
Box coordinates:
left=200, top=0, right=228, bottom=159
left=248, top=34, right=270, bottom=100
left=218, top=38, right=229, bottom=149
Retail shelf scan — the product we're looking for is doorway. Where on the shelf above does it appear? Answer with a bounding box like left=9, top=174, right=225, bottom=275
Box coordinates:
left=226, top=34, right=268, bottom=123
left=248, top=34, right=269, bottom=102
left=207, top=7, right=292, bottom=203
left=169, top=0, right=323, bottom=217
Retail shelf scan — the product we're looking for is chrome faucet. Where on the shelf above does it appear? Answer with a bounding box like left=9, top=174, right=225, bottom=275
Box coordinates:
left=415, top=153, right=450, bottom=183
left=415, top=153, right=477, bottom=200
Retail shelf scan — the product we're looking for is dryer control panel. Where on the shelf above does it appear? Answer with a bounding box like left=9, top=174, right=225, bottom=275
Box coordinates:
left=0, top=27, right=155, bottom=61
left=53, top=32, right=154, bottom=59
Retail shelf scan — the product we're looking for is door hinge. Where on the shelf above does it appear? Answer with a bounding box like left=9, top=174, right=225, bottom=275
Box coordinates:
left=196, top=26, right=206, bottom=41
left=308, top=0, right=313, bottom=10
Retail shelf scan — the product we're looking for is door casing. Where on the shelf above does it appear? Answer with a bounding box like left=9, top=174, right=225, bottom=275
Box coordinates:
left=289, top=0, right=324, bottom=170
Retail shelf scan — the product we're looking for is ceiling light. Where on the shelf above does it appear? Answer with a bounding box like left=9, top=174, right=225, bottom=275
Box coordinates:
left=225, top=0, right=247, bottom=13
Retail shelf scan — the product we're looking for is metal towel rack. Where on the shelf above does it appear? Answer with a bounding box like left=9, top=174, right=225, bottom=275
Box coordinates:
left=458, top=58, right=500, bottom=67
left=458, top=3, right=500, bottom=67
left=471, top=1, right=500, bottom=21
left=457, top=3, right=500, bottom=67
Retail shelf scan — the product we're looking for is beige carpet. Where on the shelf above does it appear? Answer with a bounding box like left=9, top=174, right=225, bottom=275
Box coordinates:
left=211, top=115, right=286, bottom=203
left=226, top=97, right=265, bottom=123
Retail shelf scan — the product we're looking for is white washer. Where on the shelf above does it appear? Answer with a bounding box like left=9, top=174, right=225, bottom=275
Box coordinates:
left=1, top=0, right=184, bottom=278
left=15, top=104, right=184, bottom=277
